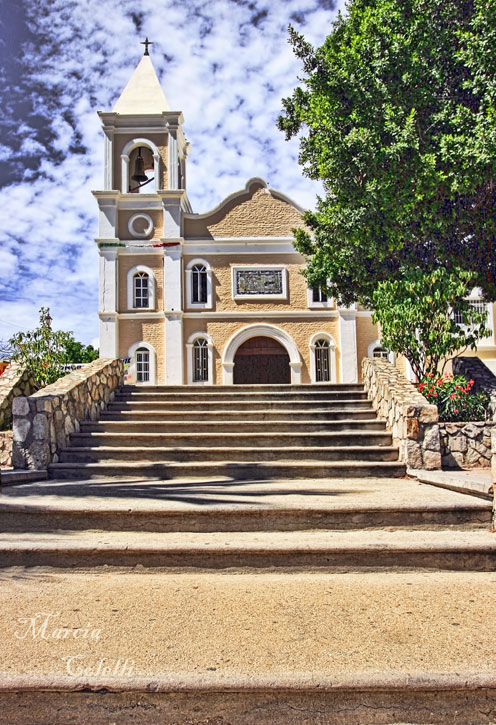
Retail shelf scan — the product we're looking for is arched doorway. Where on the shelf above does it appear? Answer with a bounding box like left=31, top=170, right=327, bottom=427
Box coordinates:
left=233, top=336, right=290, bottom=384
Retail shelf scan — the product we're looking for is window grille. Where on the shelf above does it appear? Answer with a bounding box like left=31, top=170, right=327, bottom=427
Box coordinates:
left=136, top=347, right=150, bottom=382
left=314, top=339, right=330, bottom=382
left=454, top=300, right=487, bottom=325
left=133, top=273, right=149, bottom=308
left=372, top=347, right=389, bottom=359
left=312, top=287, right=328, bottom=303
left=192, top=265, right=207, bottom=303
left=193, top=339, right=208, bottom=382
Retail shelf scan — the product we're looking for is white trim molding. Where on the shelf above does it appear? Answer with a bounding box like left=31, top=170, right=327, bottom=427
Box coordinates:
left=121, top=138, right=162, bottom=194
left=186, top=332, right=214, bottom=385
left=309, top=332, right=337, bottom=384
left=128, top=213, right=153, bottom=238
left=127, top=341, right=157, bottom=385
left=126, top=264, right=156, bottom=311
left=231, top=265, right=288, bottom=301
left=185, top=258, right=213, bottom=310
left=222, top=323, right=302, bottom=385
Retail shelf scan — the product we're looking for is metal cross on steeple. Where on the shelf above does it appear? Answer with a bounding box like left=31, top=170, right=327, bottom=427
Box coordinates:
left=141, top=37, right=153, bottom=55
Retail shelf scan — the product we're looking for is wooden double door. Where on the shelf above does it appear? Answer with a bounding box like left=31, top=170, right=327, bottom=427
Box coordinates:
left=233, top=336, right=290, bottom=384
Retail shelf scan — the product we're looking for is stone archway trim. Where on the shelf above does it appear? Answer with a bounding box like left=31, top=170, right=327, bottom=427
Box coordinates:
left=222, top=324, right=302, bottom=385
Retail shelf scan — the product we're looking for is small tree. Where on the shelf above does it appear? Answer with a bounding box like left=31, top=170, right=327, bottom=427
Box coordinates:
left=9, top=308, right=73, bottom=389
left=372, top=268, right=491, bottom=380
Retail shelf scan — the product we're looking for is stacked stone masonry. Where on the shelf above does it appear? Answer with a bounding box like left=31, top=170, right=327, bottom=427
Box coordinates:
left=12, top=359, right=124, bottom=470
left=440, top=422, right=494, bottom=469
left=0, top=363, right=36, bottom=431
left=0, top=431, right=13, bottom=468
left=362, top=358, right=441, bottom=470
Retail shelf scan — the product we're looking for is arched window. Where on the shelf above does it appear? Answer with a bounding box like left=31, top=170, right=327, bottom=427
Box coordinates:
left=314, top=339, right=331, bottom=382
left=193, top=339, right=209, bottom=382
left=309, top=332, right=336, bottom=384
left=186, top=333, right=214, bottom=384
left=127, top=265, right=155, bottom=310
left=136, top=347, right=150, bottom=383
left=192, top=264, right=207, bottom=303
left=372, top=346, right=389, bottom=359
left=133, top=272, right=149, bottom=308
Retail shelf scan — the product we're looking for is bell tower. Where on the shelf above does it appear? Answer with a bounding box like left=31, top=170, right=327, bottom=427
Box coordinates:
left=94, top=43, right=191, bottom=384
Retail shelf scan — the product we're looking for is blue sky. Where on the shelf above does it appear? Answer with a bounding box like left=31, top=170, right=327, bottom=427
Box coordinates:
left=0, top=0, right=343, bottom=347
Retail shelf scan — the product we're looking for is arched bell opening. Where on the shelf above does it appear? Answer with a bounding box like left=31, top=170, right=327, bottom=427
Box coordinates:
left=233, top=336, right=290, bottom=384
left=129, top=146, right=155, bottom=193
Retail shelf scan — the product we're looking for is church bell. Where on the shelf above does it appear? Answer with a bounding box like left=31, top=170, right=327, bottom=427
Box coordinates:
left=132, top=148, right=148, bottom=184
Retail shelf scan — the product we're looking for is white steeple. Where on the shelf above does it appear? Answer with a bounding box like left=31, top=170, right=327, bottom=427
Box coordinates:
left=113, top=55, right=170, bottom=114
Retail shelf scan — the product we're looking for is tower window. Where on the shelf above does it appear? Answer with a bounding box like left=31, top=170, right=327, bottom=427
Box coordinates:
left=314, top=339, right=330, bottom=382
left=136, top=347, right=150, bottom=382
left=192, top=265, right=207, bottom=303
left=193, top=339, right=208, bottom=382
left=133, top=272, right=149, bottom=308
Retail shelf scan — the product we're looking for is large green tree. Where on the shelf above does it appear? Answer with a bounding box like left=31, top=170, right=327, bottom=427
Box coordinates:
left=278, top=0, right=496, bottom=305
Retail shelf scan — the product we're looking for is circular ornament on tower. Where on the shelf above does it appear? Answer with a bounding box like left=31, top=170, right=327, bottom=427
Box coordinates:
left=128, top=213, right=153, bottom=238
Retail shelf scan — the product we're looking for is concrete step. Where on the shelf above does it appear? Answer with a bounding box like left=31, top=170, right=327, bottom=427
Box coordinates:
left=0, top=477, right=490, bottom=532
left=2, top=569, right=495, bottom=724
left=59, top=444, right=401, bottom=464
left=108, top=398, right=374, bottom=412
left=69, top=431, right=393, bottom=448
left=1, top=501, right=489, bottom=533
left=0, top=529, right=494, bottom=570
left=121, top=383, right=366, bottom=393
left=102, top=407, right=376, bottom=422
left=114, top=390, right=370, bottom=403
left=79, top=418, right=387, bottom=434
left=48, top=460, right=407, bottom=480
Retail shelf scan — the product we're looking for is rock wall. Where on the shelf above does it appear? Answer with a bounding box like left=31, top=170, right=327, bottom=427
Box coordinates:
left=12, top=358, right=124, bottom=470
left=0, top=363, right=36, bottom=431
left=452, top=356, right=496, bottom=419
left=362, top=358, right=441, bottom=470
left=440, top=422, right=494, bottom=469
left=0, top=431, right=13, bottom=468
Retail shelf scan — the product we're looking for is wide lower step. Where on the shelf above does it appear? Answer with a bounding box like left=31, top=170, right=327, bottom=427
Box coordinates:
left=0, top=500, right=490, bottom=533
left=102, top=408, right=376, bottom=422
left=69, top=431, right=393, bottom=448
left=0, top=529, right=494, bottom=570
left=59, top=445, right=401, bottom=464
left=80, top=419, right=386, bottom=434
left=48, top=460, right=407, bottom=480
left=2, top=678, right=495, bottom=725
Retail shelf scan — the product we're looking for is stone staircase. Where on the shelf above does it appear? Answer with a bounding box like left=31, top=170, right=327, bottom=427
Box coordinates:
left=6, top=385, right=496, bottom=723
left=48, top=383, right=406, bottom=480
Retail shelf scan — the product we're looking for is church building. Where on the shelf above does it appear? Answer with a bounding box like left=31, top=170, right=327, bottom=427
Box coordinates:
left=94, top=49, right=496, bottom=385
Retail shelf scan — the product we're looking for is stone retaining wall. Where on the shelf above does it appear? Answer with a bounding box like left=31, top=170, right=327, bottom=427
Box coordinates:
left=0, top=431, right=13, bottom=468
left=0, top=363, right=36, bottom=431
left=12, top=358, right=124, bottom=470
left=440, top=422, right=494, bottom=469
left=362, top=358, right=441, bottom=470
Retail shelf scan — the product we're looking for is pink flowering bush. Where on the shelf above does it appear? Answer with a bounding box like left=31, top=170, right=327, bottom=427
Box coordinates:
left=417, top=373, right=488, bottom=422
